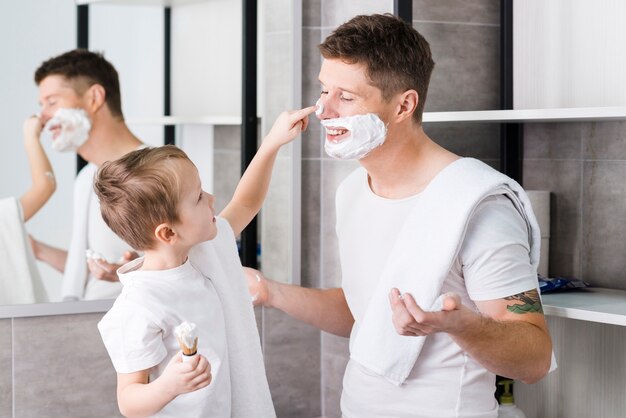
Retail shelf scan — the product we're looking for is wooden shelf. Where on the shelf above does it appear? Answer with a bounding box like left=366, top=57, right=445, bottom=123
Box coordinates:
left=126, top=116, right=241, bottom=125
left=422, top=106, right=626, bottom=123
left=542, top=288, right=626, bottom=326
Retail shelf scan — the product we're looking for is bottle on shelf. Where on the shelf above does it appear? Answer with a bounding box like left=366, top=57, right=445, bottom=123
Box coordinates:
left=497, top=379, right=527, bottom=418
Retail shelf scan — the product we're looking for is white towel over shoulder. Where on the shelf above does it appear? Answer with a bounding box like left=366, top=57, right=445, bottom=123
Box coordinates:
left=350, top=158, right=542, bottom=385
left=189, top=217, right=275, bottom=418
left=0, top=197, right=47, bottom=304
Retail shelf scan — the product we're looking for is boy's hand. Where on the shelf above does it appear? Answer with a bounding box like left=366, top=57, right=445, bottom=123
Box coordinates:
left=243, top=267, right=271, bottom=306
left=263, top=106, right=317, bottom=149
left=159, top=352, right=212, bottom=398
left=23, top=115, right=44, bottom=144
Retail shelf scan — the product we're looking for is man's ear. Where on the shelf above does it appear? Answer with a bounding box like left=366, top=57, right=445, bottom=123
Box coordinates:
left=395, top=89, right=419, bottom=123
left=154, top=223, right=177, bottom=245
left=85, top=84, right=106, bottom=114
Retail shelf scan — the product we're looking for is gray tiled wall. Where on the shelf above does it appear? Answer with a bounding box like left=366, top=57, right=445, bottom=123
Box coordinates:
left=1, top=314, right=121, bottom=418
left=522, top=121, right=626, bottom=287
left=0, top=320, right=11, bottom=418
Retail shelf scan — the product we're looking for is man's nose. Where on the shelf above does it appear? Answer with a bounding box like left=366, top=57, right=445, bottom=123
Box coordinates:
left=40, top=107, right=53, bottom=124
left=317, top=95, right=339, bottom=119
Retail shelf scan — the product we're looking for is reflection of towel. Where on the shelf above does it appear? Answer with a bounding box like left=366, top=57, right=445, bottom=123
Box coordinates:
left=189, top=217, right=275, bottom=418
left=351, top=158, right=542, bottom=386
left=61, top=164, right=96, bottom=300
left=0, top=197, right=48, bottom=304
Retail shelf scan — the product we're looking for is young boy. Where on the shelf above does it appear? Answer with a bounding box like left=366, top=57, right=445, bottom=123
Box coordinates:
left=95, top=106, right=315, bottom=418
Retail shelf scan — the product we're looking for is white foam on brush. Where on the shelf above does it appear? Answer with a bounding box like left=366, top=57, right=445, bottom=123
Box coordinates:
left=174, top=321, right=198, bottom=349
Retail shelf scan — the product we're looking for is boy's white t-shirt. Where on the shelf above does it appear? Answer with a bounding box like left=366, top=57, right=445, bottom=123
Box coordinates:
left=336, top=169, right=538, bottom=418
left=98, top=257, right=231, bottom=418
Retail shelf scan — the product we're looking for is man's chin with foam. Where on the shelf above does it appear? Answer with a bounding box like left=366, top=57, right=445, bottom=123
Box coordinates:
left=321, top=113, right=387, bottom=160
left=44, top=108, right=92, bottom=153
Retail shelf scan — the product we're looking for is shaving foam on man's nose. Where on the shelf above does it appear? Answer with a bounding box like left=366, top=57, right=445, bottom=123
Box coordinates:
left=321, top=113, right=387, bottom=160
left=43, top=108, right=92, bottom=152
left=315, top=99, right=324, bottom=116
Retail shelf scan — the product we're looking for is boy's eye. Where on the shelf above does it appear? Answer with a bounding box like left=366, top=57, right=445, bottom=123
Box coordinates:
left=340, top=94, right=353, bottom=102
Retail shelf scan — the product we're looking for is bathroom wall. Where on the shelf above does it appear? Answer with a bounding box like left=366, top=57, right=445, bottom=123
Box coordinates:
left=0, top=314, right=121, bottom=417
left=300, top=1, right=502, bottom=416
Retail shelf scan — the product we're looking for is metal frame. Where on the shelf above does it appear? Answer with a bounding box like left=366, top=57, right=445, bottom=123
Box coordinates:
left=163, top=7, right=175, bottom=145
left=394, top=0, right=412, bottom=23
left=76, top=4, right=89, bottom=174
left=500, top=0, right=523, bottom=183
left=241, top=0, right=258, bottom=268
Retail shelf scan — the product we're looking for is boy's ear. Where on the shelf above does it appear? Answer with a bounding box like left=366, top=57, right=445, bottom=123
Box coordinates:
left=154, top=223, right=177, bottom=245
left=394, top=89, right=418, bottom=123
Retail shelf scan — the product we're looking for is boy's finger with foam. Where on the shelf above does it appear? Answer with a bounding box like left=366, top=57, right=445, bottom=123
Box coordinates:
left=315, top=99, right=324, bottom=116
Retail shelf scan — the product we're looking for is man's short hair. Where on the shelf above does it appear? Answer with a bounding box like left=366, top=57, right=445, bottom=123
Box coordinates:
left=94, top=145, right=193, bottom=251
left=319, top=13, right=435, bottom=123
left=35, top=49, right=124, bottom=118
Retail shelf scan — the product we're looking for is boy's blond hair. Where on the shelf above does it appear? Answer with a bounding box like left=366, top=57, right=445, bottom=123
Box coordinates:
left=94, top=145, right=193, bottom=250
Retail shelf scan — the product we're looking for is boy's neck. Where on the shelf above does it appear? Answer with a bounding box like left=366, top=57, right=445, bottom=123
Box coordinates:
left=141, top=247, right=190, bottom=271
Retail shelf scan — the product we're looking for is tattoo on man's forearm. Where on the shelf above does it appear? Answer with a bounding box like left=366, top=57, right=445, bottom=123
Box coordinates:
left=504, top=289, right=544, bottom=314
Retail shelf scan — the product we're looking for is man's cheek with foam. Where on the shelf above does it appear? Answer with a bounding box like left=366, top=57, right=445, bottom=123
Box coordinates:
left=42, top=108, right=92, bottom=152
left=319, top=107, right=388, bottom=160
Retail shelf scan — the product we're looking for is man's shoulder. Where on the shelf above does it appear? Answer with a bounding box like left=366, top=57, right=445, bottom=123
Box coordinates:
left=75, top=163, right=98, bottom=186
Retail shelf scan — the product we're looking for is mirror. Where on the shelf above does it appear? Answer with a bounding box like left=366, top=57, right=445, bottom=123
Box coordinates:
left=0, top=0, right=293, bottom=310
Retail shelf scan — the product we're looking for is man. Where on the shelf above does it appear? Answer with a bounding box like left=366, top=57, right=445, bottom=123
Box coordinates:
left=31, top=49, right=140, bottom=301
left=247, top=14, right=552, bottom=417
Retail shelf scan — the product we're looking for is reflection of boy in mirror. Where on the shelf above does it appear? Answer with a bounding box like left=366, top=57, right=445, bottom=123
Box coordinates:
left=0, top=116, right=56, bottom=304
left=95, top=106, right=314, bottom=417
left=246, top=13, right=553, bottom=417
left=29, top=49, right=141, bottom=301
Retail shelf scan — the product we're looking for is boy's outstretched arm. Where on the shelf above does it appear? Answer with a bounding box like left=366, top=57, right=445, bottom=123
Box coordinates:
left=20, top=115, right=56, bottom=222
left=220, top=106, right=316, bottom=236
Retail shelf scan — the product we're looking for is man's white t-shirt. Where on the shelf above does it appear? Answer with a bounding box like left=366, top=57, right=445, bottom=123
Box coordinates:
left=98, top=257, right=231, bottom=418
left=337, top=168, right=538, bottom=418
left=84, top=187, right=127, bottom=299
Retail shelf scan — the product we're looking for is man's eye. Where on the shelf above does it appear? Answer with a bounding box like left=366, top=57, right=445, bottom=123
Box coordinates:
left=340, top=95, right=353, bottom=102
left=320, top=90, right=328, bottom=95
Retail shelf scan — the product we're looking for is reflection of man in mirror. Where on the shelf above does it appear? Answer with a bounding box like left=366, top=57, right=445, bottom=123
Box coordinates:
left=246, top=14, right=553, bottom=417
left=30, top=49, right=141, bottom=301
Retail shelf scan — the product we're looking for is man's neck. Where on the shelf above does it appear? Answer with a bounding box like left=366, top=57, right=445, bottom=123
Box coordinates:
left=360, top=124, right=459, bottom=199
left=79, top=117, right=142, bottom=167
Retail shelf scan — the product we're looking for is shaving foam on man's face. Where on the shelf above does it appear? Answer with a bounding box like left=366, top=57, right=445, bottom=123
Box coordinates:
left=43, top=108, right=92, bottom=152
left=320, top=110, right=387, bottom=160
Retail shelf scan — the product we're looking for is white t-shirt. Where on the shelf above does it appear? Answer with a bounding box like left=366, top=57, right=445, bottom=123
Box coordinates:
left=83, top=186, right=127, bottom=299
left=98, top=257, right=231, bottom=418
left=337, top=168, right=538, bottom=418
